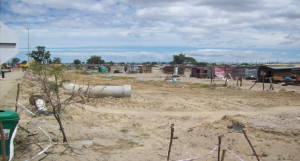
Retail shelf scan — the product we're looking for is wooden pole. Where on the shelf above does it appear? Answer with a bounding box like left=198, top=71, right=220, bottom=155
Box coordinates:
left=211, top=68, right=213, bottom=84
left=221, top=150, right=226, bottom=161
left=240, top=77, right=243, bottom=87
left=228, top=73, right=233, bottom=80
left=269, top=77, right=274, bottom=90
left=236, top=76, right=239, bottom=87
left=15, top=83, right=20, bottom=112
left=167, top=124, right=174, bottom=161
left=242, top=130, right=260, bottom=161
left=296, top=74, right=299, bottom=86
left=263, top=74, right=265, bottom=90
left=218, top=135, right=223, bottom=161
left=249, top=77, right=263, bottom=90
left=0, top=119, right=7, bottom=161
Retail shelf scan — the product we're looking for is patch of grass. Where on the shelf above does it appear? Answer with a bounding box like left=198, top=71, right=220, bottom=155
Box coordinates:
left=288, top=155, right=294, bottom=159
left=99, top=76, right=135, bottom=80
left=120, top=129, right=129, bottom=133
left=169, top=117, right=173, bottom=120
left=141, top=133, right=150, bottom=138
left=222, top=83, right=228, bottom=87
left=262, top=152, right=268, bottom=157
left=81, top=71, right=90, bottom=75
left=190, top=83, right=209, bottom=89
left=110, top=77, right=135, bottom=80
left=129, top=141, right=139, bottom=147
left=279, top=88, right=286, bottom=92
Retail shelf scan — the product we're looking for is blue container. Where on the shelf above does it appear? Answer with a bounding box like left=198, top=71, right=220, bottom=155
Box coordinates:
left=172, top=78, right=177, bottom=82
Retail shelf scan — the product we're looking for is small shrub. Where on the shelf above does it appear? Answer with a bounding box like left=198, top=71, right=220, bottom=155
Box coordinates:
left=279, top=88, right=286, bottom=92
left=76, top=65, right=81, bottom=70
left=141, top=133, right=150, bottom=137
left=120, top=129, right=129, bottom=133
left=262, top=152, right=268, bottom=157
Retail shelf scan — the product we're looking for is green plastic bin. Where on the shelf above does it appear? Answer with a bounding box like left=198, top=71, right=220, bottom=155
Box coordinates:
left=98, top=67, right=106, bottom=73
left=0, top=110, right=20, bottom=156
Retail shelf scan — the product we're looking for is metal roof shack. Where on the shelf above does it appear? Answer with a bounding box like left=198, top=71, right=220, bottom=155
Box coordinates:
left=257, top=65, right=296, bottom=83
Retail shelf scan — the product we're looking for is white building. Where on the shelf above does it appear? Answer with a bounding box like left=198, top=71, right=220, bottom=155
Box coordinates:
left=0, top=22, right=19, bottom=64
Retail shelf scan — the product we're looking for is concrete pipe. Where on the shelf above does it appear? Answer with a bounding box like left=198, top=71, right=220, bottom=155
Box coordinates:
left=64, top=84, right=131, bottom=98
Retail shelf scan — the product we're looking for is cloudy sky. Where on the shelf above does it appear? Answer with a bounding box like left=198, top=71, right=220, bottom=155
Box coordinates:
left=1, top=0, right=299, bottom=64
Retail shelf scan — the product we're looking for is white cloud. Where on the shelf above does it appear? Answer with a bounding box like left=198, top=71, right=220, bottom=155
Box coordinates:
left=2, top=0, right=299, bottom=63
left=127, top=33, right=142, bottom=38
left=278, top=42, right=293, bottom=45
left=227, top=40, right=242, bottom=43
left=280, top=52, right=288, bottom=55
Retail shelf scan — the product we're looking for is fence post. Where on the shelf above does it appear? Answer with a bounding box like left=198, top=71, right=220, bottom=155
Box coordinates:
left=167, top=124, right=174, bottom=161
left=242, top=130, right=260, bottom=161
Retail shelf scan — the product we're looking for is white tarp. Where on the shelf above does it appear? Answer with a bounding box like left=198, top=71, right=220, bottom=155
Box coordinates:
left=0, top=22, right=19, bottom=64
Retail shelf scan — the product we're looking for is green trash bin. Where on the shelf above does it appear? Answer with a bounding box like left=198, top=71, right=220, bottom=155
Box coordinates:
left=0, top=110, right=20, bottom=156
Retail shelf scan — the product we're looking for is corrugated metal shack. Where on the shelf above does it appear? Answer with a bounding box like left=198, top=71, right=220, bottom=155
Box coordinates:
left=164, top=66, right=174, bottom=74
left=142, top=66, right=152, bottom=73
left=128, top=65, right=139, bottom=73
left=164, top=66, right=185, bottom=75
left=87, top=65, right=98, bottom=70
left=191, top=67, right=208, bottom=78
left=292, top=68, right=300, bottom=75
left=110, top=65, right=125, bottom=73
left=257, top=66, right=293, bottom=82
left=232, top=68, right=258, bottom=79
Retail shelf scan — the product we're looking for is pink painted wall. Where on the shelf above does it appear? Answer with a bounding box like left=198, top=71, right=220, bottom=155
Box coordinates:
left=214, top=67, right=235, bottom=77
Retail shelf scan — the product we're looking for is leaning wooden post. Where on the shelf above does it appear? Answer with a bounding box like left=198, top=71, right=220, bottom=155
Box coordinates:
left=15, top=83, right=20, bottom=112
left=167, top=124, right=174, bottom=161
left=0, top=119, right=7, bottom=161
left=249, top=77, right=262, bottom=90
left=221, top=150, right=226, bottom=161
left=242, top=130, right=260, bottom=161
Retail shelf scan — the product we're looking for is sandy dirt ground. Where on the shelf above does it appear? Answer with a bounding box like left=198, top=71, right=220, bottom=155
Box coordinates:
left=1, top=69, right=300, bottom=161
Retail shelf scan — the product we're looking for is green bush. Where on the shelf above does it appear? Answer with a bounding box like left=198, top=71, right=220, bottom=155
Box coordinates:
left=279, top=88, right=286, bottom=92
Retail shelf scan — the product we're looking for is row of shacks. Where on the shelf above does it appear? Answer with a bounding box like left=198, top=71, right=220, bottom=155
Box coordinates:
left=191, top=66, right=257, bottom=79
left=86, top=64, right=300, bottom=83
left=87, top=64, right=189, bottom=74
left=87, top=65, right=163, bottom=74
left=191, top=65, right=300, bottom=83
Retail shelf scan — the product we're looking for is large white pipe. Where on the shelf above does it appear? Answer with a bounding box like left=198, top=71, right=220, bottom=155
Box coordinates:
left=64, top=84, right=131, bottom=98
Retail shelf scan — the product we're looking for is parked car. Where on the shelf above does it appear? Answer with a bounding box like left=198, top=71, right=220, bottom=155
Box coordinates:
left=114, top=69, right=123, bottom=73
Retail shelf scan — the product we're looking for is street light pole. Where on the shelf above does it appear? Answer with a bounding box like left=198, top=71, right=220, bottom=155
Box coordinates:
left=24, top=28, right=29, bottom=64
